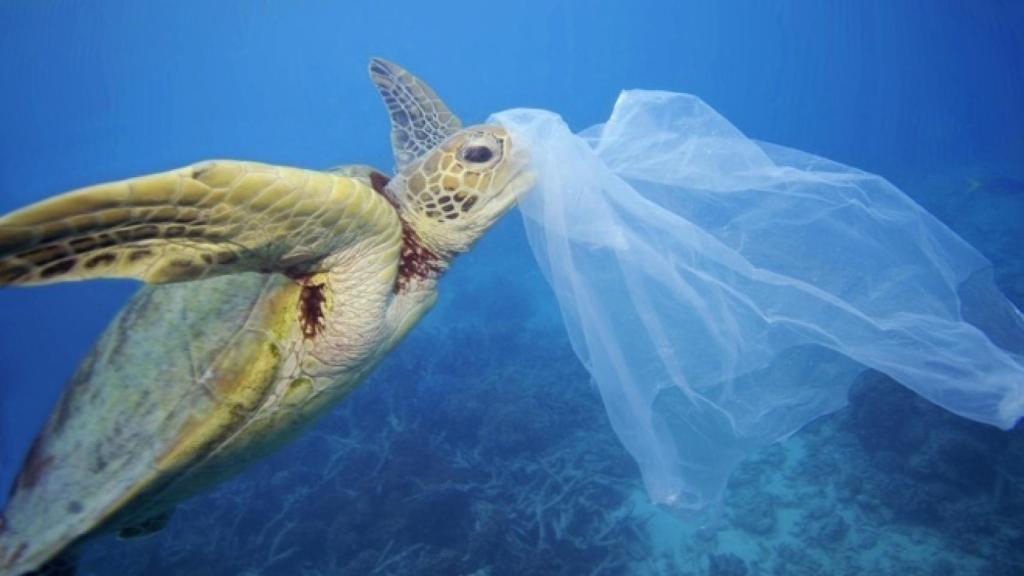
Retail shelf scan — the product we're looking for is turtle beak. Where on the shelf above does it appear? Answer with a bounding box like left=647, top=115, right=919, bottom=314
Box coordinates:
left=503, top=146, right=535, bottom=199
left=484, top=148, right=535, bottom=219
left=505, top=168, right=536, bottom=205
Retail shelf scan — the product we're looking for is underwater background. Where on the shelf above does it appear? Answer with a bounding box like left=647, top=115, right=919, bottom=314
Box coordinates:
left=1, top=1, right=1022, bottom=575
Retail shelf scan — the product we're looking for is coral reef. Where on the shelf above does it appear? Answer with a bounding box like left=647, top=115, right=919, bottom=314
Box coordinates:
left=78, top=314, right=654, bottom=576
left=75, top=324, right=1024, bottom=576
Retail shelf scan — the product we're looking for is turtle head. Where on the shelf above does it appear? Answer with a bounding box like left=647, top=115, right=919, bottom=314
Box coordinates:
left=389, top=125, right=533, bottom=257
left=368, top=58, right=534, bottom=263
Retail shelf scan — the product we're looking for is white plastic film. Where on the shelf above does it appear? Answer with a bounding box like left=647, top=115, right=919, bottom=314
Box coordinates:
left=490, top=90, right=1024, bottom=514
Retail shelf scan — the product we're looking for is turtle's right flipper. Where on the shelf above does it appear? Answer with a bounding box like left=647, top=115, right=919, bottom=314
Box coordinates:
left=369, top=57, right=462, bottom=172
left=0, top=160, right=399, bottom=287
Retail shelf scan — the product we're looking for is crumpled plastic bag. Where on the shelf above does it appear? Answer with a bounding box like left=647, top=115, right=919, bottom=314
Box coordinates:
left=489, top=90, right=1024, bottom=515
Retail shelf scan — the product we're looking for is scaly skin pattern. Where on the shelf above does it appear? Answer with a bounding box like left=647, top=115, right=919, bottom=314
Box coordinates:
left=0, top=161, right=399, bottom=288
left=368, top=58, right=463, bottom=171
left=0, top=174, right=411, bottom=576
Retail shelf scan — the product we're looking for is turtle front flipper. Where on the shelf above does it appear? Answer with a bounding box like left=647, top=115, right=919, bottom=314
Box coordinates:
left=0, top=160, right=400, bottom=286
left=369, top=58, right=462, bottom=172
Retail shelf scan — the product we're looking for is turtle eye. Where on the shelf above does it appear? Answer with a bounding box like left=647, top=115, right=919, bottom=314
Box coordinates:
left=461, top=145, right=494, bottom=164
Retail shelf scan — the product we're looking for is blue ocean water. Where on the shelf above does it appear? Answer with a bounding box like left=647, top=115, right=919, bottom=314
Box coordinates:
left=0, top=1, right=1022, bottom=575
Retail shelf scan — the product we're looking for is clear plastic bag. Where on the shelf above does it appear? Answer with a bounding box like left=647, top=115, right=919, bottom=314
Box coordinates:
left=490, top=90, right=1024, bottom=514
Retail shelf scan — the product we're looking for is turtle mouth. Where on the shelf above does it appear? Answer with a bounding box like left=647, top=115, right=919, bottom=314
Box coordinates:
left=473, top=149, right=534, bottom=221
left=498, top=149, right=536, bottom=203
left=483, top=166, right=534, bottom=220
left=503, top=168, right=536, bottom=202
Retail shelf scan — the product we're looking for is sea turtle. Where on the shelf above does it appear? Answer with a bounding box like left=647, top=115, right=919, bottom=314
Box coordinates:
left=0, top=58, right=533, bottom=576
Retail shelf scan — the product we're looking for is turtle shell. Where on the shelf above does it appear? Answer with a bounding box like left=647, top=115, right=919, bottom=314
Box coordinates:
left=0, top=271, right=302, bottom=574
